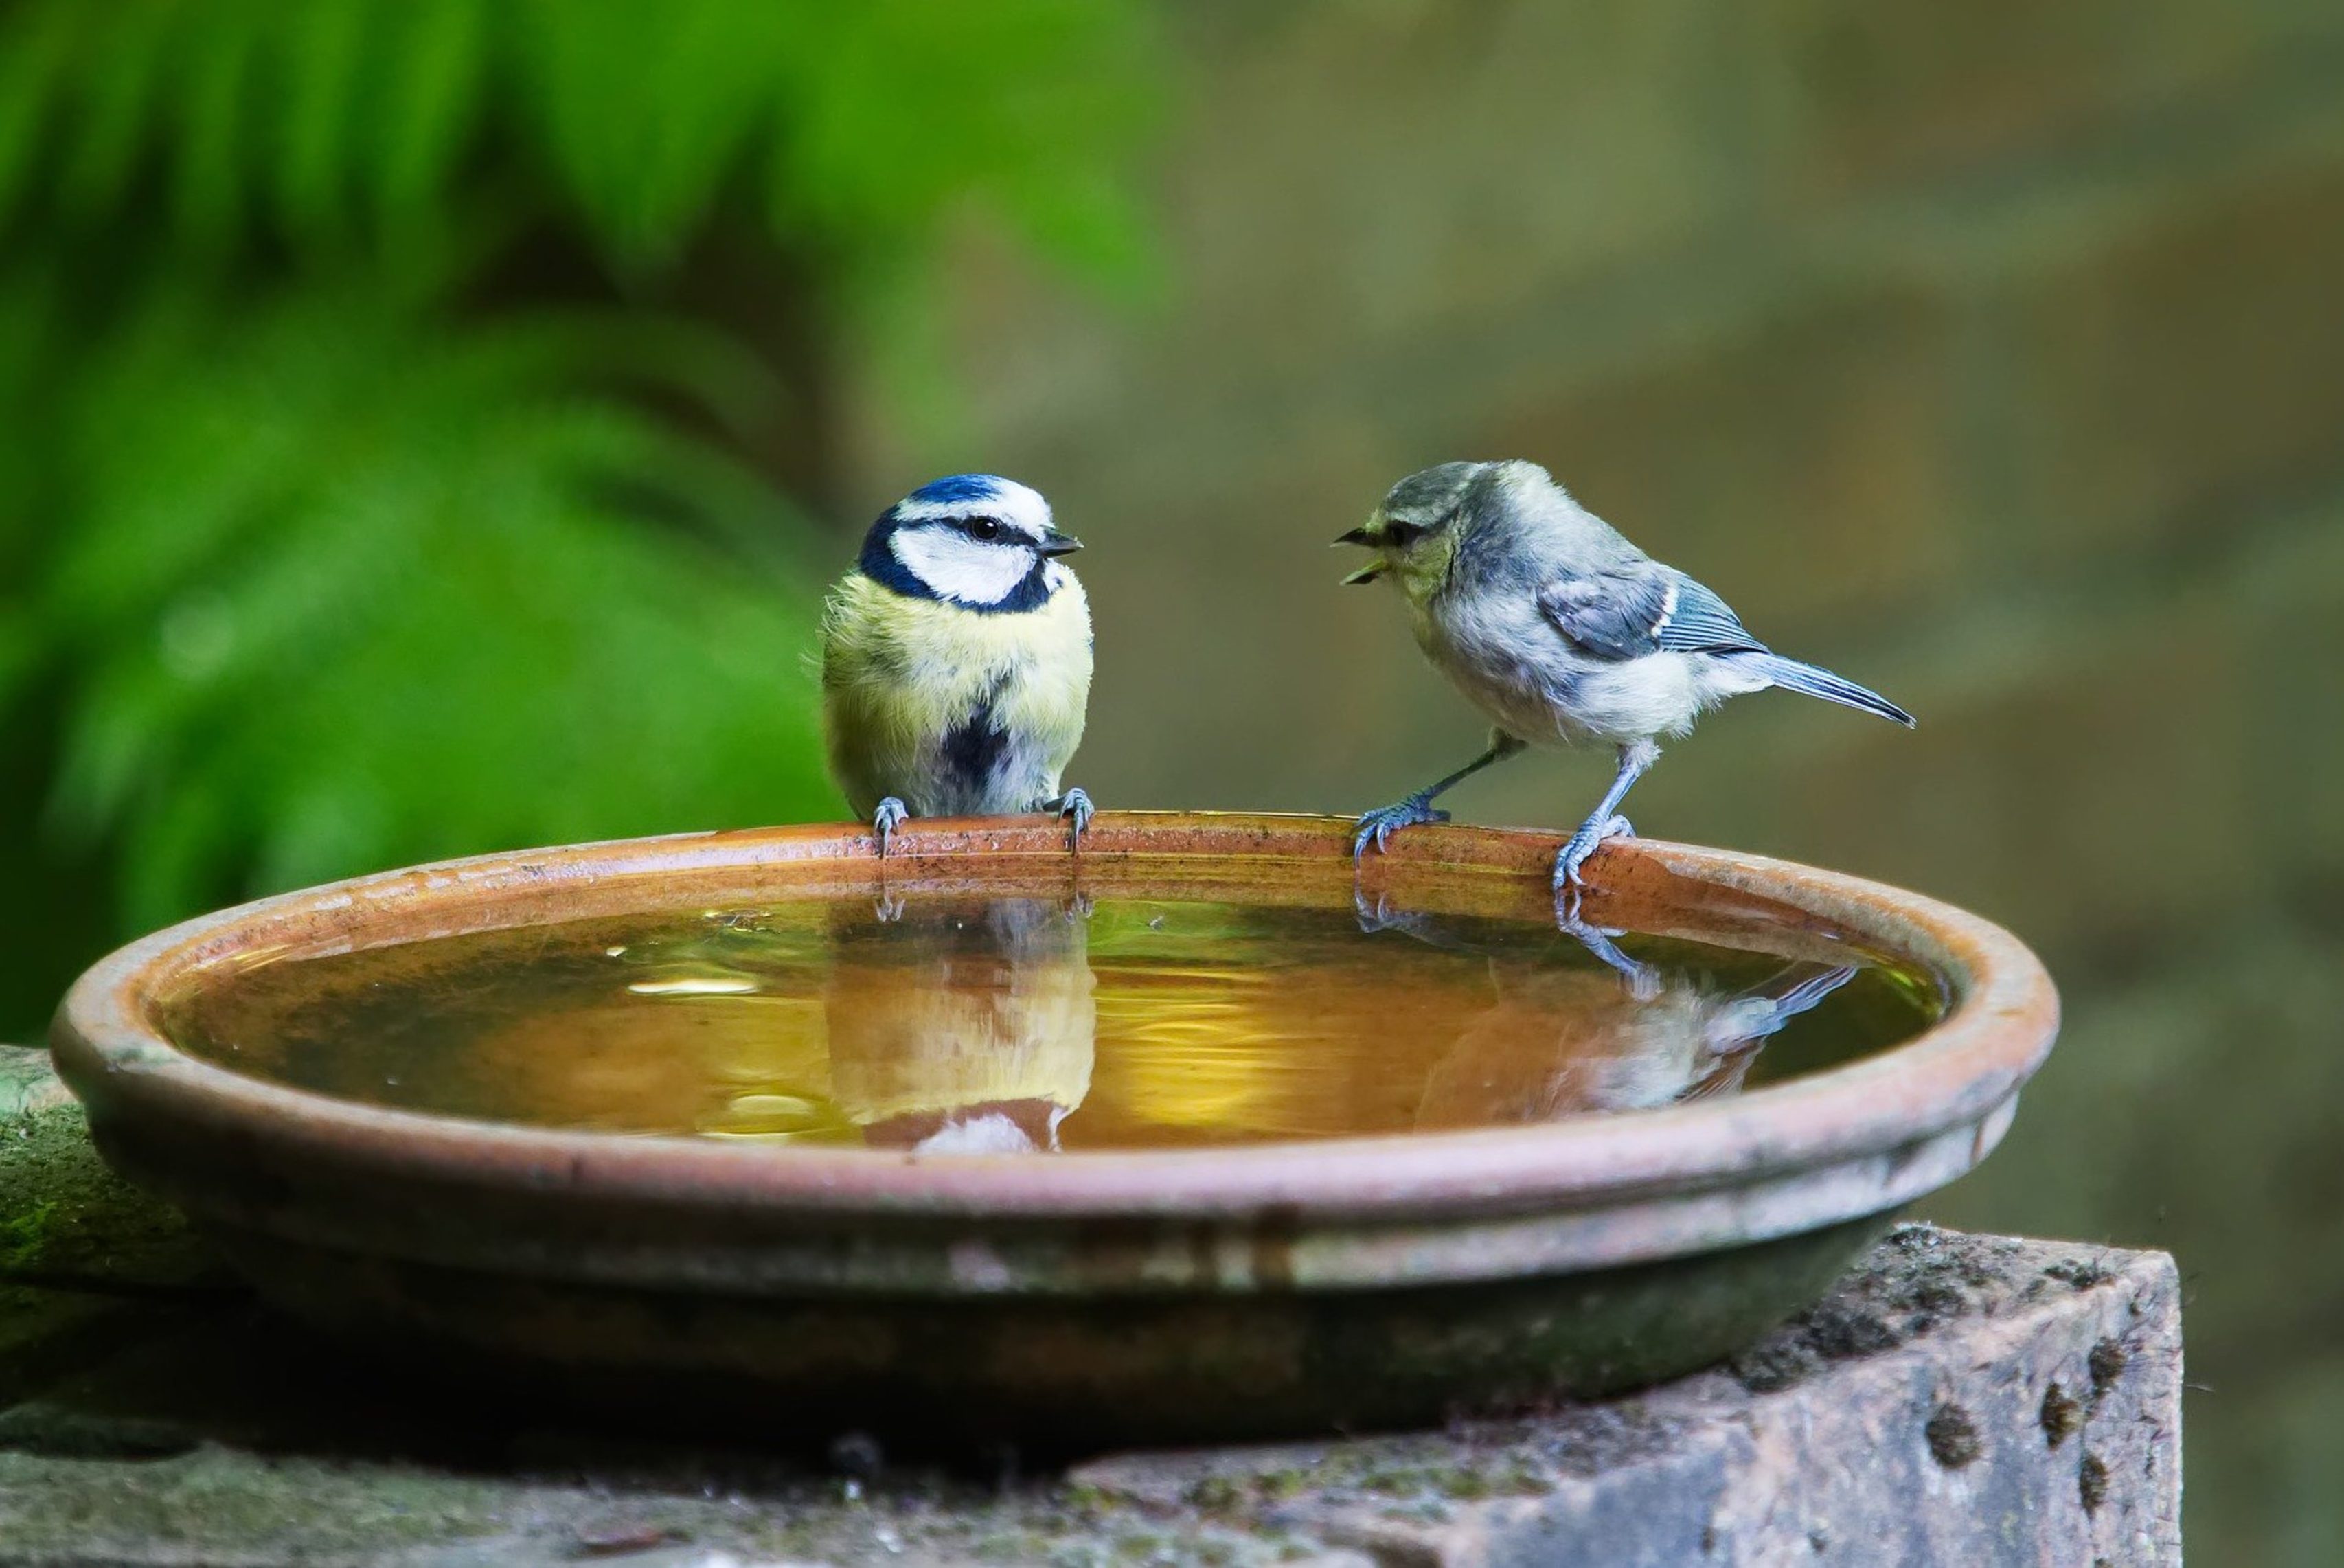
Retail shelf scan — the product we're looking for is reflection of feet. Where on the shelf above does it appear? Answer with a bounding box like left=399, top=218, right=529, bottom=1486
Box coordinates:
left=871, top=797, right=909, bottom=856
left=1556, top=907, right=1660, bottom=1001
left=874, top=892, right=905, bottom=924
left=1352, top=793, right=1448, bottom=859
left=1049, top=787, right=1094, bottom=850
left=1350, top=882, right=1499, bottom=956
left=1352, top=883, right=1434, bottom=940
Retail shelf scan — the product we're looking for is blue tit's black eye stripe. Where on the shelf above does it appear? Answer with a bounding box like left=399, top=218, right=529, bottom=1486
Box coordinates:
left=1383, top=521, right=1421, bottom=547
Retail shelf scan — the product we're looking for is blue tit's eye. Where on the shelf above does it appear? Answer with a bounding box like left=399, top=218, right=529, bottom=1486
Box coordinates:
left=1384, top=521, right=1420, bottom=547
left=967, top=517, right=1002, bottom=541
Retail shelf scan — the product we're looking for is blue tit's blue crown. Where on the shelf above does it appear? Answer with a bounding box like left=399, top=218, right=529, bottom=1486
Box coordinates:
left=857, top=473, right=1063, bottom=614
left=902, top=473, right=1007, bottom=508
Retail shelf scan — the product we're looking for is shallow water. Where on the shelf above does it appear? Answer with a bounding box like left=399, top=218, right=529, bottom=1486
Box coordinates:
left=157, top=895, right=1942, bottom=1151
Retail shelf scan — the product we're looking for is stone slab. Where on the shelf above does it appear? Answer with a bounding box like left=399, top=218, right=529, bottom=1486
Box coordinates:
left=0, top=1045, right=2180, bottom=1565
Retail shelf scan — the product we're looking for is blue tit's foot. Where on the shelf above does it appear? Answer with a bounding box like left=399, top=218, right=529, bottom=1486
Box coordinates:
left=871, top=797, right=909, bottom=857
left=1045, top=787, right=1094, bottom=850
left=874, top=892, right=905, bottom=924
left=1352, top=793, right=1450, bottom=859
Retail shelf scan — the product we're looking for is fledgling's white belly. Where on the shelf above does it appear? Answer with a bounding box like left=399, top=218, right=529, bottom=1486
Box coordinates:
left=1418, top=604, right=1757, bottom=746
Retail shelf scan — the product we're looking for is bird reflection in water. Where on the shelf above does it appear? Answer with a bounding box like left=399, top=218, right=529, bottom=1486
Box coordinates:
left=1354, top=887, right=1856, bottom=1123
left=823, top=897, right=1096, bottom=1154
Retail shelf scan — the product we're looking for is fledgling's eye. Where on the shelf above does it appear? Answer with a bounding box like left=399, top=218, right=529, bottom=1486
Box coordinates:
left=967, top=517, right=1002, bottom=541
left=1382, top=521, right=1420, bottom=547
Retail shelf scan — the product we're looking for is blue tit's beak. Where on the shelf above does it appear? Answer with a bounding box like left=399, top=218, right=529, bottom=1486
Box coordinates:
left=1038, top=528, right=1083, bottom=557
left=1334, top=525, right=1375, bottom=545
left=1341, top=560, right=1387, bottom=586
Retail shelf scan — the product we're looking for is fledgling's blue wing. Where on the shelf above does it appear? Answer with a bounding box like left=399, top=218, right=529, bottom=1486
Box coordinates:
left=1654, top=575, right=1764, bottom=653
left=1536, top=566, right=1765, bottom=660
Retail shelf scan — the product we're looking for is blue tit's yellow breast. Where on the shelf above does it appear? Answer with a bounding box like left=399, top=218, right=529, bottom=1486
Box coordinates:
left=820, top=571, right=1093, bottom=815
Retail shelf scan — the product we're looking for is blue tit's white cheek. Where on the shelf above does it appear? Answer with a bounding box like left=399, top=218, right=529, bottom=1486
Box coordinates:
left=891, top=527, right=1036, bottom=605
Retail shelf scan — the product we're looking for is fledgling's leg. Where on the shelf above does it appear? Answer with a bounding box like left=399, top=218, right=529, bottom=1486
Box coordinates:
left=871, top=796, right=909, bottom=857
left=1354, top=733, right=1527, bottom=859
left=1042, top=788, right=1093, bottom=850
left=1554, top=738, right=1659, bottom=902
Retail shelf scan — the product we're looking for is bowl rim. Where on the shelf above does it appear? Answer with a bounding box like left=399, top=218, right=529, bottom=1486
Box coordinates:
left=49, top=811, right=2058, bottom=1223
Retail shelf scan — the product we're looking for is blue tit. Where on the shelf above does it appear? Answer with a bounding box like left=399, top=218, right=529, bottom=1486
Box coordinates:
left=1337, top=459, right=1913, bottom=902
left=821, top=474, right=1094, bottom=852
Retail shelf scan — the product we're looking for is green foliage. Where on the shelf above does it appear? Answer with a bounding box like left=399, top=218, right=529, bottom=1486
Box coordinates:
left=34, top=283, right=839, bottom=929
left=0, top=0, right=1155, bottom=957
left=0, top=0, right=1153, bottom=270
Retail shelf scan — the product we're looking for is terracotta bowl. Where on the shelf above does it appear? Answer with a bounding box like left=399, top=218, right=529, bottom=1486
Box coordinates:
left=50, top=813, right=2057, bottom=1446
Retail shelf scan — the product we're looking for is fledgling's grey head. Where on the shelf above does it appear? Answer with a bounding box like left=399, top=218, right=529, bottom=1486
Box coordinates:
left=858, top=474, right=1083, bottom=613
left=1334, top=459, right=1551, bottom=601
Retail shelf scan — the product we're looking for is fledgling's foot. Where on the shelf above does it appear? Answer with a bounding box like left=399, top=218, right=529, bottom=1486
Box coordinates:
left=874, top=892, right=906, bottom=924
left=871, top=797, right=909, bottom=857
left=1043, top=788, right=1094, bottom=850
left=1552, top=813, right=1635, bottom=917
left=1352, top=793, right=1450, bottom=859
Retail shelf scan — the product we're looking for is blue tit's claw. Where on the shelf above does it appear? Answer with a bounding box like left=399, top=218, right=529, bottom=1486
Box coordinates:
left=874, top=892, right=906, bottom=924
left=1053, top=787, right=1095, bottom=851
left=1351, top=794, right=1450, bottom=860
left=871, top=797, right=909, bottom=857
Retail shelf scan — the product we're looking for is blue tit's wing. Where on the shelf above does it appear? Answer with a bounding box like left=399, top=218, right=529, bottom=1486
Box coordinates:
left=1536, top=565, right=1766, bottom=660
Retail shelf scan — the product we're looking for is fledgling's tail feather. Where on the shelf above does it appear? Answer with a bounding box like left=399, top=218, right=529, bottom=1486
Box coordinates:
left=1735, top=652, right=1915, bottom=727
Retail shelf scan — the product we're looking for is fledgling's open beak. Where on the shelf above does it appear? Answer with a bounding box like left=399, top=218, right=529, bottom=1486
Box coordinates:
left=1038, top=528, right=1084, bottom=556
left=1334, top=523, right=1385, bottom=583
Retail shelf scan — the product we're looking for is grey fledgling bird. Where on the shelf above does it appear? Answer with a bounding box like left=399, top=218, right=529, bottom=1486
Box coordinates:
left=1338, top=459, right=1913, bottom=899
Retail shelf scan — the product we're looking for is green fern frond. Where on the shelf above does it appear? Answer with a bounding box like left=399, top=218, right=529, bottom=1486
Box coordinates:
left=36, top=283, right=837, bottom=927
left=0, top=0, right=1153, bottom=282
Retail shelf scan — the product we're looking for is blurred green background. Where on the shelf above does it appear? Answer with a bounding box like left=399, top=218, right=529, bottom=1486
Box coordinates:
left=3, top=2, right=2342, bottom=1559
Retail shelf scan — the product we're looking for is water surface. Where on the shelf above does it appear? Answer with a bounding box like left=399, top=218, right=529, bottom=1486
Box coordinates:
left=158, top=894, right=1942, bottom=1151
